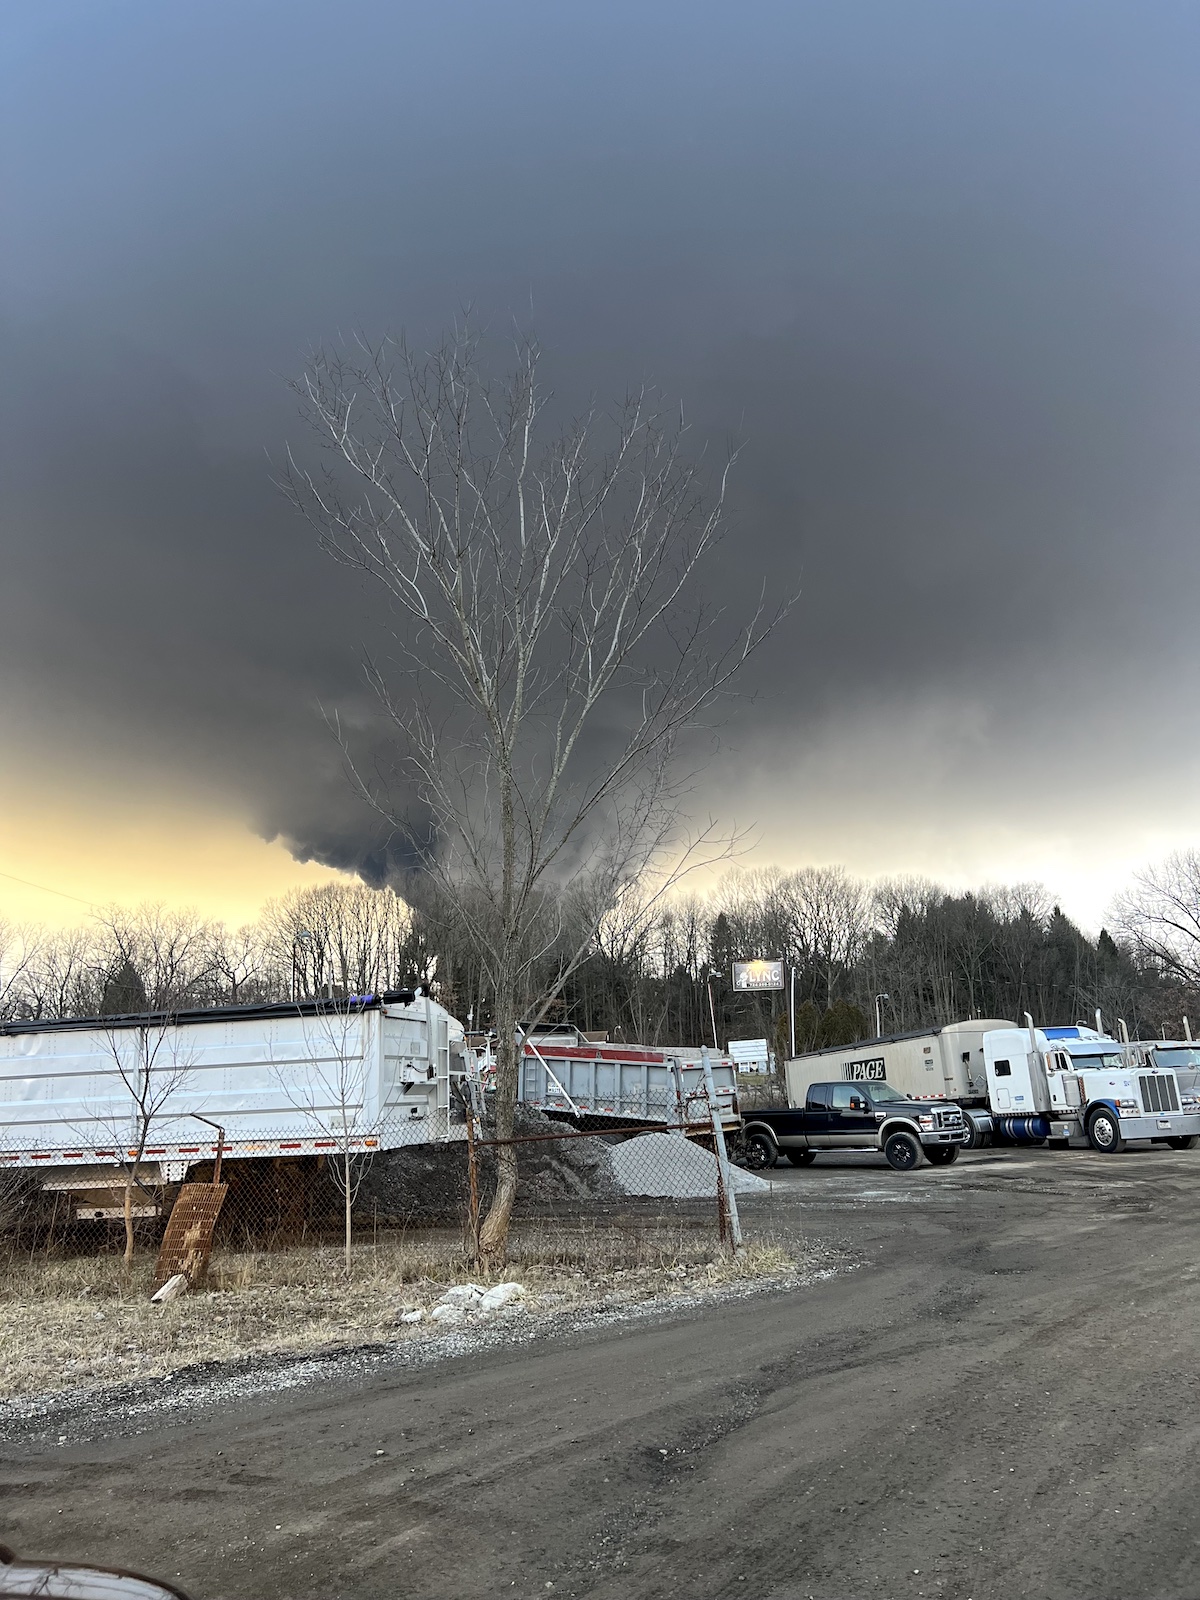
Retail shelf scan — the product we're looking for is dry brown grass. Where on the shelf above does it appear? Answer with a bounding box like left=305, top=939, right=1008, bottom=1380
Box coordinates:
left=0, top=1226, right=802, bottom=1403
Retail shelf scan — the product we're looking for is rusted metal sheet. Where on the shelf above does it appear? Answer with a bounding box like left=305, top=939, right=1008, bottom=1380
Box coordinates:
left=154, top=1183, right=228, bottom=1288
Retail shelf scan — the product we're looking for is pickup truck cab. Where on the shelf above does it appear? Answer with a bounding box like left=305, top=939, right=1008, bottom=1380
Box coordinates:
left=740, top=1080, right=968, bottom=1172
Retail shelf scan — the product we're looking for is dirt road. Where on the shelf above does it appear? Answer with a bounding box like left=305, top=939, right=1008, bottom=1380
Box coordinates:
left=5, top=1147, right=1200, bottom=1599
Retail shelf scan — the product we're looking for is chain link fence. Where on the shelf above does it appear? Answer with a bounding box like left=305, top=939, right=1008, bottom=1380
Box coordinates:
left=0, top=1092, right=771, bottom=1274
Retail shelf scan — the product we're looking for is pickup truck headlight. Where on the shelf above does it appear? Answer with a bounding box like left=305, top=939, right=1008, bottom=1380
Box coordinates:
left=917, top=1114, right=934, bottom=1128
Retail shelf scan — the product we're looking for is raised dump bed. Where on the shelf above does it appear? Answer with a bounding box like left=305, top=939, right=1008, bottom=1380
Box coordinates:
left=513, top=1029, right=740, bottom=1130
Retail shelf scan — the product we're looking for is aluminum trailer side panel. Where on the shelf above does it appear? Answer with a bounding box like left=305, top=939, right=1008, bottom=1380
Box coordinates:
left=0, top=998, right=466, bottom=1174
left=517, top=1046, right=738, bottom=1126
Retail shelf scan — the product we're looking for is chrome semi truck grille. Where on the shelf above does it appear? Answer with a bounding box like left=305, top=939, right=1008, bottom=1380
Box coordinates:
left=1140, top=1074, right=1180, bottom=1114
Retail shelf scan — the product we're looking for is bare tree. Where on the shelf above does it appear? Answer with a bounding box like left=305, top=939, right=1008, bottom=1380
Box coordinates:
left=271, top=1002, right=376, bottom=1273
left=286, top=327, right=782, bottom=1265
left=0, top=919, right=42, bottom=1020
left=1113, top=850, right=1200, bottom=988
left=93, top=905, right=219, bottom=1011
left=204, top=921, right=280, bottom=1005
left=264, top=882, right=427, bottom=998
left=97, top=1019, right=198, bottom=1266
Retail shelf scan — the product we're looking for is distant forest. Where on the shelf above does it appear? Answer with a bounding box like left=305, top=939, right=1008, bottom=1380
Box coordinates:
left=4, top=854, right=1200, bottom=1053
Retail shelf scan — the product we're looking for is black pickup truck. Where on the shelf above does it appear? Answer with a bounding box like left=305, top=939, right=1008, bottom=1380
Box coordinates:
left=739, top=1081, right=967, bottom=1172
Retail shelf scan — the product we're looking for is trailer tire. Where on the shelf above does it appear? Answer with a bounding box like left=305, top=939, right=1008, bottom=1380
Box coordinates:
left=1167, top=1135, right=1198, bottom=1151
left=785, top=1150, right=816, bottom=1167
left=741, top=1131, right=777, bottom=1170
left=883, top=1130, right=923, bottom=1171
left=924, top=1146, right=959, bottom=1166
left=1086, top=1107, right=1125, bottom=1154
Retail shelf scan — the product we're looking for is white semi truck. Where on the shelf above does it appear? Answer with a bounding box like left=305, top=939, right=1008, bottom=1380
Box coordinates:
left=0, top=991, right=469, bottom=1220
left=785, top=1017, right=1200, bottom=1152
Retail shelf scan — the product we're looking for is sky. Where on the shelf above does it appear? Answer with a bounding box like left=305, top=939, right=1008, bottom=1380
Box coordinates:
left=4, top=0, right=1200, bottom=932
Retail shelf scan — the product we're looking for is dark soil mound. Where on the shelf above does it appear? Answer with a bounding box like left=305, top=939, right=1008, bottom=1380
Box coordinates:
left=361, top=1104, right=620, bottom=1223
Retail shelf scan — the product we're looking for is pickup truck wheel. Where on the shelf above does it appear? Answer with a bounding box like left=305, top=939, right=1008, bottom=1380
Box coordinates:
left=924, top=1146, right=959, bottom=1166
left=1086, top=1107, right=1125, bottom=1153
left=786, top=1150, right=816, bottom=1167
left=741, top=1131, right=777, bottom=1170
left=883, top=1130, right=923, bottom=1171
left=1167, top=1135, right=1197, bottom=1151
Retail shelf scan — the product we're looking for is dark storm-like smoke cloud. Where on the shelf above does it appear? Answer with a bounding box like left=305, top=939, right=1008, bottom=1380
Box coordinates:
left=4, top=0, right=1200, bottom=880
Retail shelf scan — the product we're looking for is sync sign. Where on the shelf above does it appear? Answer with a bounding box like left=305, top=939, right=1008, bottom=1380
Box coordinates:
left=841, top=1057, right=887, bottom=1081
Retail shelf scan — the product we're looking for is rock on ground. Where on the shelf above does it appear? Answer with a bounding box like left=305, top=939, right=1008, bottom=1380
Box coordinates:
left=609, top=1133, right=772, bottom=1199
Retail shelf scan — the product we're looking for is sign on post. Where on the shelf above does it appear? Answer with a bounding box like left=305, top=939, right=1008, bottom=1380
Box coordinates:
left=731, top=959, right=784, bottom=991
left=728, top=1038, right=772, bottom=1073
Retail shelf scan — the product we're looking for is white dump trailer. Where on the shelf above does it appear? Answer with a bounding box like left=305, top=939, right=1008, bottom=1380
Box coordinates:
left=0, top=991, right=469, bottom=1216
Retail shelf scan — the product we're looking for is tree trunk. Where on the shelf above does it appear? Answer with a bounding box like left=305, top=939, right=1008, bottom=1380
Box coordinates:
left=342, top=1152, right=350, bottom=1274
left=478, top=979, right=519, bottom=1271
left=122, top=1172, right=135, bottom=1266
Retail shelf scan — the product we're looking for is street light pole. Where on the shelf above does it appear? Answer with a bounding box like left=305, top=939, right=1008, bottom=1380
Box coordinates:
left=706, top=975, right=720, bottom=1050
left=874, top=991, right=890, bottom=1039
left=788, top=962, right=797, bottom=1059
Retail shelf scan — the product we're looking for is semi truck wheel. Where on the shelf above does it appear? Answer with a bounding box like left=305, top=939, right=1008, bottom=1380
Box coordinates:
left=960, top=1115, right=990, bottom=1150
left=883, top=1131, right=923, bottom=1171
left=1086, top=1108, right=1125, bottom=1154
left=785, top=1150, right=816, bottom=1167
left=740, top=1131, right=777, bottom=1170
left=1167, top=1135, right=1197, bottom=1151
left=924, top=1146, right=959, bottom=1166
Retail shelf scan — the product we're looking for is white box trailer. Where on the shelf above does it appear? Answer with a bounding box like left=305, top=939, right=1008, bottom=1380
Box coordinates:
left=785, top=1020, right=1013, bottom=1146
left=0, top=991, right=469, bottom=1213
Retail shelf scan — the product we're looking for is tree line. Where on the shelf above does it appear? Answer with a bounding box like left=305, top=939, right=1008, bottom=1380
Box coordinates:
left=2, top=854, right=1199, bottom=1048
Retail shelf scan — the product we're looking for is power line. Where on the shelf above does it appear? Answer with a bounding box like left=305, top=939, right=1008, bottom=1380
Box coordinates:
left=0, top=869, right=99, bottom=909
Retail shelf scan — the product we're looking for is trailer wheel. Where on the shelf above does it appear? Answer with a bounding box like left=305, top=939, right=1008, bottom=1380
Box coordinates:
left=741, top=1131, right=777, bottom=1170
left=1167, top=1135, right=1198, bottom=1151
left=785, top=1150, right=816, bottom=1167
left=883, top=1131, right=923, bottom=1171
left=1086, top=1107, right=1125, bottom=1154
left=924, top=1146, right=959, bottom=1166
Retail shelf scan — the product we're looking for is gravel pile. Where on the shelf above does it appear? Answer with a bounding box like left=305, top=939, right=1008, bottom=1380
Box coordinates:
left=609, top=1133, right=772, bottom=1199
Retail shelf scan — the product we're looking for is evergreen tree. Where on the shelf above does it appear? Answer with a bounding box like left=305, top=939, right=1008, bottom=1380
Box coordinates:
left=99, top=958, right=148, bottom=1017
